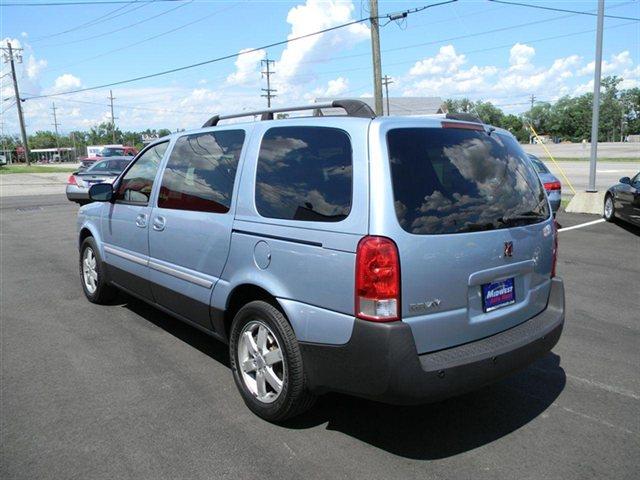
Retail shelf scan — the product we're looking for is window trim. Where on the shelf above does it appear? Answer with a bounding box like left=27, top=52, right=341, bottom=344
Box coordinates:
left=253, top=125, right=354, bottom=224
left=155, top=129, right=247, bottom=214
left=114, top=140, right=170, bottom=207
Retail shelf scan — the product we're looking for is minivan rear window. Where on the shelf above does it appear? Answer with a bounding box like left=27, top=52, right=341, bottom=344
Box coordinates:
left=387, top=128, right=549, bottom=235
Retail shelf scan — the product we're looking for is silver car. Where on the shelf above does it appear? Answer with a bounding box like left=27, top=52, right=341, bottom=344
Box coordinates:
left=66, top=157, right=132, bottom=205
left=528, top=154, right=562, bottom=214
left=76, top=100, right=564, bottom=421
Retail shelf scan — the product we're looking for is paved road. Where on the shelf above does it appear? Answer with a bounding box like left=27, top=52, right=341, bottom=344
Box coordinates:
left=522, top=142, right=639, bottom=159
left=1, top=195, right=639, bottom=480
left=0, top=172, right=70, bottom=197
left=537, top=160, right=639, bottom=197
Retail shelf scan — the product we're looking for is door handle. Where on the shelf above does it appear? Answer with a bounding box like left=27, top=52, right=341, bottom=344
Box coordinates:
left=152, top=216, right=166, bottom=231
left=135, top=213, right=147, bottom=228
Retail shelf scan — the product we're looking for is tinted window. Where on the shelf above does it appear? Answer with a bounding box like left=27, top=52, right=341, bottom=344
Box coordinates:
left=528, top=156, right=549, bottom=174
left=632, top=172, right=640, bottom=187
left=115, top=142, right=168, bottom=205
left=255, top=127, right=352, bottom=222
left=89, top=160, right=110, bottom=172
left=387, top=128, right=549, bottom=235
left=158, top=130, right=245, bottom=213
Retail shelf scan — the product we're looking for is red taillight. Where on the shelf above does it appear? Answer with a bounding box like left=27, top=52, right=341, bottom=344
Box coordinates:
left=67, top=174, right=77, bottom=185
left=544, top=181, right=561, bottom=191
left=551, top=219, right=559, bottom=278
left=355, top=236, right=400, bottom=322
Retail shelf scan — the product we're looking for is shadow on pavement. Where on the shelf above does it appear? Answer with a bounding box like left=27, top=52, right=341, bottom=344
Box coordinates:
left=120, top=293, right=565, bottom=460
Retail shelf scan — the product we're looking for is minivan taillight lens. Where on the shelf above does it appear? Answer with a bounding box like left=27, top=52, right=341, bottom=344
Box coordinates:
left=67, top=174, right=77, bottom=185
left=355, top=236, right=400, bottom=322
left=544, top=181, right=561, bottom=191
left=551, top=219, right=559, bottom=278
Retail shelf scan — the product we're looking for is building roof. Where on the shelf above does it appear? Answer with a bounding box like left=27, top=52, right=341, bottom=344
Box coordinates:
left=315, top=96, right=446, bottom=116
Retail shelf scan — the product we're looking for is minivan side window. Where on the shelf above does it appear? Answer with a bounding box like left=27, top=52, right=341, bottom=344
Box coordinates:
left=255, top=126, right=352, bottom=222
left=114, top=142, right=168, bottom=205
left=158, top=130, right=245, bottom=213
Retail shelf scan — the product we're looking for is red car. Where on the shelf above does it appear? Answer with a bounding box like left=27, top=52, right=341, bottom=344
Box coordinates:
left=80, top=146, right=138, bottom=169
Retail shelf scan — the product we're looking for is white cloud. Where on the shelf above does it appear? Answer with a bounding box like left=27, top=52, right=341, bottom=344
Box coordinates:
left=410, top=45, right=466, bottom=76
left=509, top=43, right=535, bottom=71
left=26, top=55, right=47, bottom=80
left=226, top=48, right=266, bottom=86
left=307, top=76, right=349, bottom=99
left=578, top=50, right=634, bottom=76
left=274, top=0, right=369, bottom=94
left=52, top=74, right=81, bottom=92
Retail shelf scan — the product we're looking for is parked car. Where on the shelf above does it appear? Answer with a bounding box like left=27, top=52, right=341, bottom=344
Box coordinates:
left=527, top=154, right=561, bottom=214
left=603, top=171, right=640, bottom=227
left=0, top=154, right=7, bottom=166
left=77, top=101, right=564, bottom=421
left=79, top=146, right=138, bottom=170
left=66, top=157, right=133, bottom=205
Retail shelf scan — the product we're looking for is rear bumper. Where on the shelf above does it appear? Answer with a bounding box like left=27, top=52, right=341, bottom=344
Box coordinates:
left=300, top=277, right=565, bottom=404
left=66, top=185, right=89, bottom=202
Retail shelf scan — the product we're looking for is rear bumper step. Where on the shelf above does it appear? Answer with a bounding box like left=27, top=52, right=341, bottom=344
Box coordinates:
left=300, top=277, right=565, bottom=404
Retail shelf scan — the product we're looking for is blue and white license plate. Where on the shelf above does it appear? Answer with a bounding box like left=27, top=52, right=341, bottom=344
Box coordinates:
left=482, top=277, right=516, bottom=312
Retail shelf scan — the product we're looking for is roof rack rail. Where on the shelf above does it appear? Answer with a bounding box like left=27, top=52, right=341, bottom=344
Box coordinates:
left=445, top=112, right=483, bottom=124
left=201, top=99, right=375, bottom=128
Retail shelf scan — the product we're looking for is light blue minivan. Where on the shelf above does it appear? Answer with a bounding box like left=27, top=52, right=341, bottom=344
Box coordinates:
left=77, top=101, right=565, bottom=421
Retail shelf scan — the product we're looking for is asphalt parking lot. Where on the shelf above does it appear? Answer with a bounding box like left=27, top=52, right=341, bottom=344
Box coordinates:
left=1, top=194, right=639, bottom=480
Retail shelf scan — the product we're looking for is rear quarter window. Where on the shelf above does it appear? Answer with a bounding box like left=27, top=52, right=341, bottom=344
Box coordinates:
left=387, top=128, right=549, bottom=235
left=255, top=126, right=352, bottom=222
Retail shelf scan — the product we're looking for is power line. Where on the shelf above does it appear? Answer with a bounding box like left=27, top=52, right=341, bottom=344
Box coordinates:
left=29, top=1, right=154, bottom=43
left=36, top=0, right=194, bottom=48
left=487, top=0, right=640, bottom=22
left=3, top=0, right=185, bottom=6
left=41, top=0, right=244, bottom=73
left=32, top=0, right=456, bottom=96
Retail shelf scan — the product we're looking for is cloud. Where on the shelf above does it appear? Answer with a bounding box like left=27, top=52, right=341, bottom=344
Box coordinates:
left=409, top=45, right=466, bottom=76
left=274, top=0, right=369, bottom=94
left=578, top=50, right=634, bottom=76
left=226, top=48, right=266, bottom=86
left=52, top=74, right=82, bottom=92
left=26, top=55, right=47, bottom=80
left=307, top=76, right=349, bottom=99
left=509, top=43, right=535, bottom=71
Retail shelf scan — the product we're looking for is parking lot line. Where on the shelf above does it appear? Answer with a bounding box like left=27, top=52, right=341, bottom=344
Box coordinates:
left=558, top=218, right=605, bottom=233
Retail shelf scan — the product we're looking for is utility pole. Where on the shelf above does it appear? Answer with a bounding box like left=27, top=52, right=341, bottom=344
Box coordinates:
left=261, top=55, right=276, bottom=108
left=108, top=90, right=117, bottom=143
left=369, top=0, right=383, bottom=116
left=51, top=102, right=61, bottom=162
left=2, top=42, right=30, bottom=165
left=588, top=0, right=605, bottom=193
left=382, top=75, right=393, bottom=115
left=529, top=94, right=536, bottom=110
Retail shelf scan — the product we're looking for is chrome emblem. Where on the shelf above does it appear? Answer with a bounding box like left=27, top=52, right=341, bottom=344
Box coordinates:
left=409, top=299, right=441, bottom=313
left=504, top=241, right=513, bottom=258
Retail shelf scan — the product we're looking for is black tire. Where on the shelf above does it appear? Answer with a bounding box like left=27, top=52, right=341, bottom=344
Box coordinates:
left=603, top=194, right=615, bottom=222
left=79, top=237, right=117, bottom=304
left=229, top=300, right=316, bottom=422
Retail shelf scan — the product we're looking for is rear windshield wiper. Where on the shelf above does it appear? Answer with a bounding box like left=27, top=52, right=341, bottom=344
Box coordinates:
left=498, top=211, right=547, bottom=226
left=458, top=222, right=498, bottom=233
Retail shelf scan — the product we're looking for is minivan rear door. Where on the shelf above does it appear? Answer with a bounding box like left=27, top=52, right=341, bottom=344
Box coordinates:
left=370, top=120, right=555, bottom=354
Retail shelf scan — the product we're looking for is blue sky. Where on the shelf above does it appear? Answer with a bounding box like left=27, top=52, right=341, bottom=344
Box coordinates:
left=1, top=0, right=639, bottom=134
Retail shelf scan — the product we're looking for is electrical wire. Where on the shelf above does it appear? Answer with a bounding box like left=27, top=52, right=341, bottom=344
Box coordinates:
left=487, top=0, right=640, bottom=22
left=26, top=1, right=456, bottom=100
left=36, top=0, right=195, bottom=48
left=3, top=0, right=185, bottom=6
left=28, top=1, right=154, bottom=43
left=41, top=0, right=245, bottom=73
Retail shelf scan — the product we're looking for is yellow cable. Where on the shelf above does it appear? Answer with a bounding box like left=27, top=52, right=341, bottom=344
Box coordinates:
left=527, top=124, right=577, bottom=195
